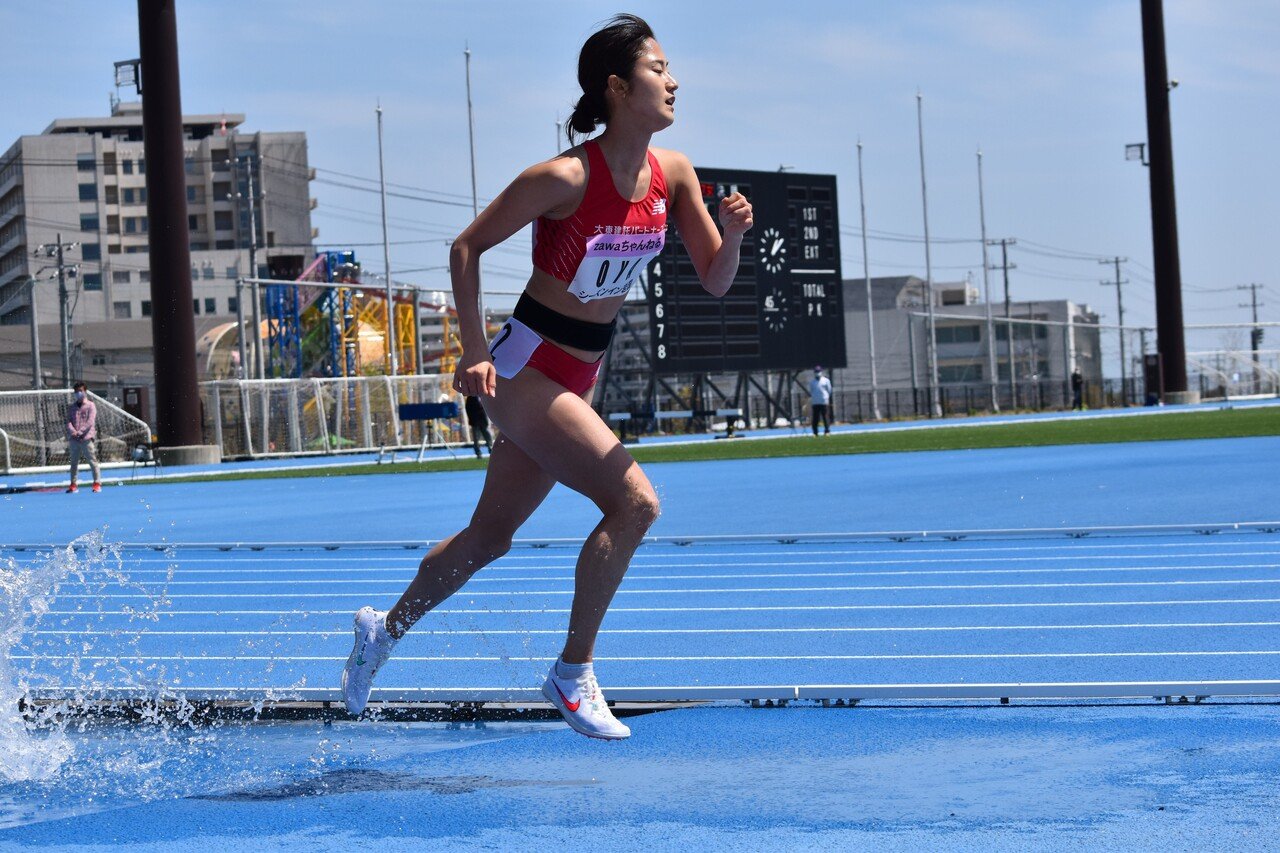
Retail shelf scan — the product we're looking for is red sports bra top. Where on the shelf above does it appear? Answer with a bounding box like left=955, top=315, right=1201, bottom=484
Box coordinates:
left=532, top=140, right=668, bottom=303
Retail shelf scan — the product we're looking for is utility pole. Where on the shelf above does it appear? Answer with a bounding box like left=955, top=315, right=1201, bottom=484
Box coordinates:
left=1100, top=257, right=1129, bottom=405
left=464, top=44, right=487, bottom=333
left=988, top=238, right=1017, bottom=405
left=1239, top=282, right=1264, bottom=392
left=230, top=154, right=261, bottom=378
left=976, top=148, right=999, bottom=412
left=376, top=101, right=397, bottom=376
left=856, top=139, right=881, bottom=420
left=33, top=236, right=79, bottom=386
left=915, top=91, right=941, bottom=417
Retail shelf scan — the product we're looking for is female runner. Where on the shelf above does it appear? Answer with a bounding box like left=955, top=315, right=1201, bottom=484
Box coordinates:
left=343, top=13, right=752, bottom=739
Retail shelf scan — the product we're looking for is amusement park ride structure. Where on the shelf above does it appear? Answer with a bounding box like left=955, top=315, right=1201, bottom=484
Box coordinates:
left=198, top=250, right=467, bottom=381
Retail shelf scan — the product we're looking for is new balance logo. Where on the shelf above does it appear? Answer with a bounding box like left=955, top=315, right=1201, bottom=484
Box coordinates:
left=652, top=197, right=667, bottom=215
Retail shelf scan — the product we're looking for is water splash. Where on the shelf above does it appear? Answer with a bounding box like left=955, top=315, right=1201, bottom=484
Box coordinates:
left=0, top=534, right=112, bottom=782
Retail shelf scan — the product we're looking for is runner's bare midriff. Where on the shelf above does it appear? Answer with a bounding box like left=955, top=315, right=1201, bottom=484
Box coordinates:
left=521, top=268, right=628, bottom=362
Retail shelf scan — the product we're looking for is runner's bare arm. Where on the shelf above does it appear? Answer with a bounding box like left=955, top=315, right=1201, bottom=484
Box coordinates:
left=451, top=157, right=584, bottom=396
left=663, top=150, right=753, bottom=298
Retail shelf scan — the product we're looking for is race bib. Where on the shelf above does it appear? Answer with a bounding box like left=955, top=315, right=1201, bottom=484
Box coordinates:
left=567, top=230, right=665, bottom=302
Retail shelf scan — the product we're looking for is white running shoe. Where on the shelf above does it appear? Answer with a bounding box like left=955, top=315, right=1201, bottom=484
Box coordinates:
left=541, top=662, right=631, bottom=740
left=341, top=606, right=396, bottom=716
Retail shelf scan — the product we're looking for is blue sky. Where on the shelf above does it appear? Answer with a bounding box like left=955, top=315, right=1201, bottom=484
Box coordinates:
left=3, top=0, right=1276, bottom=349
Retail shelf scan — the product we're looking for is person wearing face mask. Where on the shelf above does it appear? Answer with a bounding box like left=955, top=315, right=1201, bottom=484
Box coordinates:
left=66, top=380, right=101, bottom=493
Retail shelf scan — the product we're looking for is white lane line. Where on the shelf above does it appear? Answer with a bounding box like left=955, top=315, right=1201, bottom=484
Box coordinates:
left=27, top=621, right=1280, bottom=637
left=62, top=558, right=1280, bottom=578
left=42, top=578, right=1280, bottom=598
left=13, top=650, right=1280, bottom=663
left=19, top=539, right=1278, bottom=564
left=35, top=597, right=1280, bottom=616
left=54, top=563, right=1280, bottom=586
left=49, top=550, right=1280, bottom=574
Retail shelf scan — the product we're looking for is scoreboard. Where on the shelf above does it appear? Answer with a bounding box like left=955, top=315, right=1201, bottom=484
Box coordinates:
left=646, top=168, right=846, bottom=373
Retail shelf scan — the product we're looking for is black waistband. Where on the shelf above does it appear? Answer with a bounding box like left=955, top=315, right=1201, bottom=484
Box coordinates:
left=513, top=293, right=616, bottom=352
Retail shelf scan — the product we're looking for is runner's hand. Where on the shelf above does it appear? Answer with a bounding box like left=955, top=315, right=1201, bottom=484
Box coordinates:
left=718, top=192, right=753, bottom=238
left=454, top=352, right=497, bottom=398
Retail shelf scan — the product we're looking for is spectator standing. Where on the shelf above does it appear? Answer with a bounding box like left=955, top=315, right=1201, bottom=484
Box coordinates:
left=809, top=365, right=832, bottom=436
left=464, top=395, right=493, bottom=458
left=66, top=381, right=101, bottom=493
left=1071, top=369, right=1084, bottom=411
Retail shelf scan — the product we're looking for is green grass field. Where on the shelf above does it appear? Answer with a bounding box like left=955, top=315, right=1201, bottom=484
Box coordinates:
left=143, top=405, right=1280, bottom=485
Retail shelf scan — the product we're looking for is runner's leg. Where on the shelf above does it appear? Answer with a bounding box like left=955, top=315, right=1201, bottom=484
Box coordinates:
left=484, top=368, right=660, bottom=664
left=384, top=432, right=556, bottom=638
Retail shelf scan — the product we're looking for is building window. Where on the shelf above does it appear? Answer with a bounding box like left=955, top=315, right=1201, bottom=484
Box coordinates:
left=141, top=300, right=152, bottom=316
left=204, top=297, right=216, bottom=314
left=224, top=265, right=238, bottom=280
left=80, top=214, right=99, bottom=232
left=77, top=153, right=96, bottom=172
left=82, top=243, right=101, bottom=261
left=122, top=159, right=134, bottom=175
left=138, top=159, right=146, bottom=174
left=112, top=270, right=131, bottom=284
left=125, top=217, right=137, bottom=234
left=214, top=210, right=233, bottom=230
left=112, top=301, right=132, bottom=319
left=193, top=299, right=200, bottom=314
left=935, top=324, right=981, bottom=345
left=227, top=296, right=238, bottom=313
left=83, top=272, right=103, bottom=291
left=202, top=265, right=215, bottom=280
left=78, top=183, right=97, bottom=201
left=215, top=239, right=235, bottom=250
left=123, top=188, right=134, bottom=204
left=188, top=215, right=199, bottom=232
left=184, top=157, right=198, bottom=175
left=187, top=186, right=196, bottom=202
left=140, top=270, right=150, bottom=283
left=91, top=354, right=107, bottom=366
left=190, top=242, right=209, bottom=251
left=939, top=364, right=982, bottom=383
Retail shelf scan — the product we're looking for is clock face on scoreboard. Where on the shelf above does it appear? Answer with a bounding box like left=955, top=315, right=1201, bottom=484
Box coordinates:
left=646, top=169, right=846, bottom=373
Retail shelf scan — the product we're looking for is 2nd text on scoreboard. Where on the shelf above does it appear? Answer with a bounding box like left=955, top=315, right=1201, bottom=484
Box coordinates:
left=645, top=167, right=846, bottom=373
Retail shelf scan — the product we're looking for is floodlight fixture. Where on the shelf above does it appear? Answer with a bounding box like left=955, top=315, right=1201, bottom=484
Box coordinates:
left=1125, top=143, right=1149, bottom=166
left=114, top=59, right=142, bottom=94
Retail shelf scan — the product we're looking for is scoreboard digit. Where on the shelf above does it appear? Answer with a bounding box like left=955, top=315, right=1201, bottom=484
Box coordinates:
left=647, top=168, right=846, bottom=373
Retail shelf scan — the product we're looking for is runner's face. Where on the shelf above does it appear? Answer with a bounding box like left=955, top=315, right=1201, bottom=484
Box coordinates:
left=620, top=39, right=678, bottom=130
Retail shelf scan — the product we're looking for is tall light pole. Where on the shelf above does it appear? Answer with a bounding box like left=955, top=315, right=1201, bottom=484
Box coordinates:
left=464, top=44, right=487, bottom=332
left=26, top=278, right=43, bottom=389
left=1139, top=0, right=1191, bottom=401
left=915, top=91, right=941, bottom=417
left=230, top=152, right=262, bottom=379
left=855, top=139, right=881, bottom=420
left=376, top=101, right=397, bottom=375
left=976, top=149, right=999, bottom=412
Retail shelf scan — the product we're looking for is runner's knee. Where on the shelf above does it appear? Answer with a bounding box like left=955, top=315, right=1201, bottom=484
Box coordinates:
left=607, top=478, right=661, bottom=533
